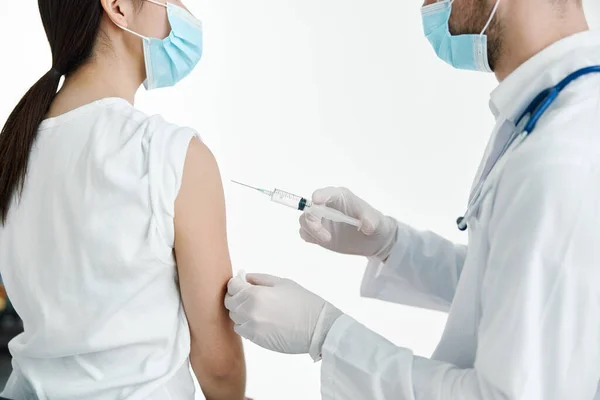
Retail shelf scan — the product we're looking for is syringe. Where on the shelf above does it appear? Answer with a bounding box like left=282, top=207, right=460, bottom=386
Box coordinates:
left=232, top=181, right=361, bottom=228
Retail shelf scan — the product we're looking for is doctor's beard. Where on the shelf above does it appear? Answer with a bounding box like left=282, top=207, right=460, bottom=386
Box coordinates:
left=449, top=0, right=505, bottom=72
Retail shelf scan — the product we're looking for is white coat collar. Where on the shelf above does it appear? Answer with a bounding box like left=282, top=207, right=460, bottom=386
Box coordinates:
left=489, top=29, right=600, bottom=122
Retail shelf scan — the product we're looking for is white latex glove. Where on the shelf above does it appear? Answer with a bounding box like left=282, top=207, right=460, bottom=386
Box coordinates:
left=224, top=273, right=343, bottom=361
left=300, top=187, right=398, bottom=261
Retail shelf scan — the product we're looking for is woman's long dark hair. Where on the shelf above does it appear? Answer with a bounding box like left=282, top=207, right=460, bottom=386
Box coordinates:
left=0, top=1, right=107, bottom=224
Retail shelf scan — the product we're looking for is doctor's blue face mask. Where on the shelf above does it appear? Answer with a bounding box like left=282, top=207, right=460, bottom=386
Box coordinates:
left=421, top=0, right=501, bottom=72
left=116, top=0, right=203, bottom=90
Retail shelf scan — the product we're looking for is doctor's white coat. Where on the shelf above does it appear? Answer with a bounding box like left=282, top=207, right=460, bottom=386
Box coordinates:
left=319, top=30, right=600, bottom=400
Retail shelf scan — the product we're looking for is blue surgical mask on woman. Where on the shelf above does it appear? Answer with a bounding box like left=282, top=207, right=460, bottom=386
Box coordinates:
left=421, top=0, right=501, bottom=72
left=117, top=0, right=203, bottom=90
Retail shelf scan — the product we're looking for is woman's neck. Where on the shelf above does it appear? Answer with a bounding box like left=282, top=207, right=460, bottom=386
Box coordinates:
left=47, top=52, right=144, bottom=119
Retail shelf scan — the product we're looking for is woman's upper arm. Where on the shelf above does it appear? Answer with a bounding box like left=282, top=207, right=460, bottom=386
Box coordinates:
left=174, top=137, right=243, bottom=372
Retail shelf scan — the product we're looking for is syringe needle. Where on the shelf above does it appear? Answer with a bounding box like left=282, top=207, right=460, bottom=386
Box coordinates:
left=231, top=180, right=272, bottom=196
left=231, top=180, right=258, bottom=190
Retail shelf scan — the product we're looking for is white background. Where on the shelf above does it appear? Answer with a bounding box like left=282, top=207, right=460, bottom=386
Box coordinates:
left=1, top=1, right=598, bottom=399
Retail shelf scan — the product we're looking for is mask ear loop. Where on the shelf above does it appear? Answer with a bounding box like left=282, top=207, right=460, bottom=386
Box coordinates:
left=115, top=0, right=168, bottom=39
left=144, top=0, right=168, bottom=7
left=480, top=0, right=501, bottom=36
left=115, top=24, right=148, bottom=40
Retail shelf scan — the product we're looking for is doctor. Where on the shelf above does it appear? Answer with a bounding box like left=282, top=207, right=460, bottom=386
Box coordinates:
left=226, top=0, right=600, bottom=398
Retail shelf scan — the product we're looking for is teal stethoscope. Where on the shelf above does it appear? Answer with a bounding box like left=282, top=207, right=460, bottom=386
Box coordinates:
left=457, top=65, right=600, bottom=231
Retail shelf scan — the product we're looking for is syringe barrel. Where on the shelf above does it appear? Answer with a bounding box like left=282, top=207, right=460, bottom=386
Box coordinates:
left=268, top=188, right=360, bottom=228
left=270, top=189, right=307, bottom=210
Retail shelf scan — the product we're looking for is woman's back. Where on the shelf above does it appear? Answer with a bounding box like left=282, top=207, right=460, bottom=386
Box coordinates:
left=0, top=1, right=247, bottom=398
left=0, top=98, right=197, bottom=399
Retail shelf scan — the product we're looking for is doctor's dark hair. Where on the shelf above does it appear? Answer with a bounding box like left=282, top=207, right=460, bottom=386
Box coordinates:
left=0, top=0, right=142, bottom=224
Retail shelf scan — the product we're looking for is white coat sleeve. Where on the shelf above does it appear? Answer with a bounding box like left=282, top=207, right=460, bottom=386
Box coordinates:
left=321, top=161, right=600, bottom=400
left=361, top=222, right=467, bottom=312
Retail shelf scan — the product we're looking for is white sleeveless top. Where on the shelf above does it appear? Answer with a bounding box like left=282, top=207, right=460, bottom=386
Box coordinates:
left=0, top=98, right=198, bottom=399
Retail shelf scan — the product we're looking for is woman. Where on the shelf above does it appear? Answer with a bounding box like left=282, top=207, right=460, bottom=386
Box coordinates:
left=0, top=0, right=248, bottom=399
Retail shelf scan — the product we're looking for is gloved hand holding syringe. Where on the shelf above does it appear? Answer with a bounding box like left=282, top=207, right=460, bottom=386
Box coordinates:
left=231, top=181, right=361, bottom=228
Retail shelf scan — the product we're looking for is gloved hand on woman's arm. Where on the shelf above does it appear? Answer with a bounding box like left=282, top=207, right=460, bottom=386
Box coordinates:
left=224, top=273, right=343, bottom=361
